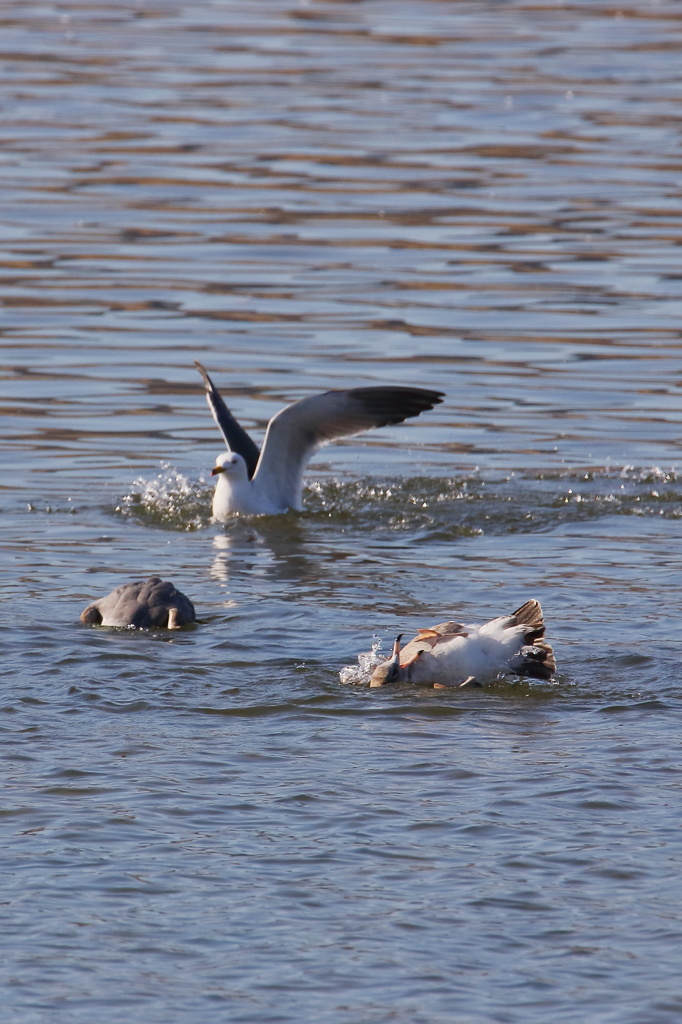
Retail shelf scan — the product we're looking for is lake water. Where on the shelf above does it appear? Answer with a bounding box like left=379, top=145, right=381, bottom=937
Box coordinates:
left=2, top=1, right=682, bottom=1022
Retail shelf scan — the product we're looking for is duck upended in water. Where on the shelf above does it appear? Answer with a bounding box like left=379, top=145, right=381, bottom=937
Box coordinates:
left=80, top=577, right=196, bottom=629
left=369, top=599, right=555, bottom=688
left=195, top=361, right=444, bottom=518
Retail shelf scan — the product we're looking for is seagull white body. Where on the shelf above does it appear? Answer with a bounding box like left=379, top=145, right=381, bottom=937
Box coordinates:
left=369, top=600, right=555, bottom=688
left=196, top=362, right=444, bottom=519
left=211, top=450, right=285, bottom=516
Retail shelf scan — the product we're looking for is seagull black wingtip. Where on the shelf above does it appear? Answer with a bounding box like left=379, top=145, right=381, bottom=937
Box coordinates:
left=347, top=385, right=445, bottom=428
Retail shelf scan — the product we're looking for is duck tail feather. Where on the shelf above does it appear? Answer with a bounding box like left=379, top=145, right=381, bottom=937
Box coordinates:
left=511, top=598, right=546, bottom=642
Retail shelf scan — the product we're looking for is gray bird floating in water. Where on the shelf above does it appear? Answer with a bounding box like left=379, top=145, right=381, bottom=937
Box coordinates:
left=195, top=361, right=444, bottom=518
left=369, top=599, right=555, bottom=689
left=80, top=577, right=196, bottom=629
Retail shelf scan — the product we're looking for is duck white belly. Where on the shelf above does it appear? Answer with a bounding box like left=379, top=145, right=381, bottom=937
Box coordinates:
left=368, top=601, right=555, bottom=689
left=402, top=627, right=524, bottom=686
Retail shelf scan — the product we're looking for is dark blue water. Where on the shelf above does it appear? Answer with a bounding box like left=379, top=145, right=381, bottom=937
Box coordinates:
left=1, top=2, right=682, bottom=1022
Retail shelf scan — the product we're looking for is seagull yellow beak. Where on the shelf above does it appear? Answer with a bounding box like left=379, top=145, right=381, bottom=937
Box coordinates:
left=211, top=465, right=225, bottom=476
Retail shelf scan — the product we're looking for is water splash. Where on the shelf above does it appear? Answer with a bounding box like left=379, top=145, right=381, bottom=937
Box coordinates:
left=339, top=640, right=386, bottom=686
left=116, top=464, right=212, bottom=531
left=113, top=464, right=682, bottom=535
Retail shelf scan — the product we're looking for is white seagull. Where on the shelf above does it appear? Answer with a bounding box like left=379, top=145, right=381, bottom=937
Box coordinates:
left=195, top=362, right=444, bottom=518
left=369, top=599, right=555, bottom=688
left=80, top=577, right=196, bottom=629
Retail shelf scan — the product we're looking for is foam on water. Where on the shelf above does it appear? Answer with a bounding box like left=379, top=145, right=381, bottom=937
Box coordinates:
left=114, top=464, right=682, bottom=540
left=338, top=639, right=386, bottom=686
left=116, top=465, right=213, bottom=531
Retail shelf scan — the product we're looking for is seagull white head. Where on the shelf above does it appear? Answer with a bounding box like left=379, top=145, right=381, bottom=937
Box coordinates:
left=210, top=451, right=256, bottom=517
left=211, top=451, right=249, bottom=478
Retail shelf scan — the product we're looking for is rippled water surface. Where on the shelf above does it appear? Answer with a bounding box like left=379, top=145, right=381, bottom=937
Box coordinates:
left=2, top=2, right=682, bottom=1022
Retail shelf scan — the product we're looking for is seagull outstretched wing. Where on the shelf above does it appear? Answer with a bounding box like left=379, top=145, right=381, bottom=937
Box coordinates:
left=195, top=361, right=260, bottom=478
left=251, top=385, right=444, bottom=511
